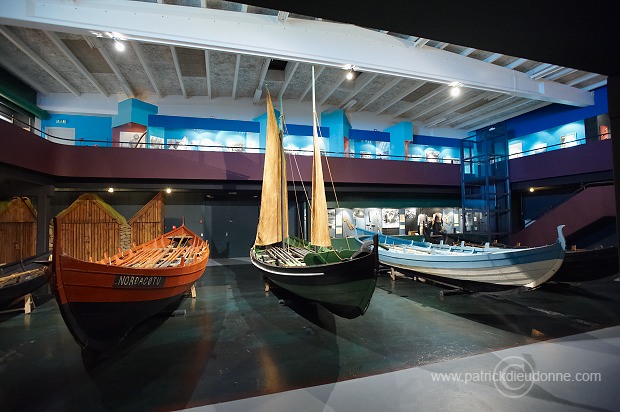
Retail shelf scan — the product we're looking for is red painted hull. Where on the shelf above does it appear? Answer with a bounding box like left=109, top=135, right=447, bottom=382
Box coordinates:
left=51, top=221, right=209, bottom=350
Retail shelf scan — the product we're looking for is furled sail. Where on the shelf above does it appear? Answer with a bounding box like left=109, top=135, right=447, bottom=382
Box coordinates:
left=255, top=91, right=288, bottom=246
left=310, top=67, right=332, bottom=248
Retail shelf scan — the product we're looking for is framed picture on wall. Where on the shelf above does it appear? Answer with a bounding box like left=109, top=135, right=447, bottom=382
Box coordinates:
left=560, top=132, right=577, bottom=148
left=382, top=208, right=399, bottom=229
left=119, top=131, right=143, bottom=148
left=600, top=125, right=610, bottom=140
left=508, top=142, right=522, bottom=159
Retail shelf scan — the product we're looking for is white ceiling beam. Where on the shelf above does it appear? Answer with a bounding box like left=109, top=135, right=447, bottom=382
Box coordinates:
left=357, top=77, right=402, bottom=111
left=532, top=65, right=563, bottom=80
left=583, top=79, right=607, bottom=91
left=82, top=34, right=95, bottom=48
left=434, top=42, right=449, bottom=50
left=483, top=53, right=503, bottom=63
left=341, top=99, right=357, bottom=110
left=299, top=66, right=325, bottom=101
left=566, top=72, right=599, bottom=86
left=90, top=36, right=134, bottom=97
left=319, top=74, right=347, bottom=106
left=413, top=38, right=430, bottom=47
left=460, top=47, right=476, bottom=56
left=339, top=72, right=377, bottom=105
left=466, top=101, right=551, bottom=132
left=422, top=91, right=497, bottom=127
left=204, top=50, right=212, bottom=98
left=277, top=11, right=289, bottom=22
left=454, top=99, right=533, bottom=129
left=0, top=25, right=80, bottom=96
left=375, top=82, right=424, bottom=114
left=546, top=68, right=576, bottom=81
left=200, top=0, right=207, bottom=8
left=0, top=0, right=593, bottom=107
left=0, top=59, right=50, bottom=95
left=505, top=58, right=528, bottom=69
left=526, top=63, right=553, bottom=77
left=440, top=96, right=515, bottom=127
left=170, top=46, right=187, bottom=98
left=253, top=57, right=271, bottom=103
left=409, top=94, right=458, bottom=121
left=130, top=40, right=161, bottom=98
left=391, top=85, right=449, bottom=118
left=240, top=4, right=248, bottom=13
left=278, top=61, right=299, bottom=99
left=44, top=31, right=108, bottom=97
left=425, top=117, right=446, bottom=127
left=232, top=54, right=241, bottom=99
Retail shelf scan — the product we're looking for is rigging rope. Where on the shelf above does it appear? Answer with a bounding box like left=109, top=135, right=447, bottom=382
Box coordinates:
left=315, top=111, right=351, bottom=250
left=281, top=114, right=310, bottom=243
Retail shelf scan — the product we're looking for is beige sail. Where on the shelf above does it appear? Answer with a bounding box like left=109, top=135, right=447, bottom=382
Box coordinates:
left=310, top=67, right=332, bottom=248
left=254, top=91, right=288, bottom=246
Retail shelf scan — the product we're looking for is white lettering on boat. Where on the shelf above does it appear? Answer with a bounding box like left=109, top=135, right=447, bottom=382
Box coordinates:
left=113, top=275, right=165, bottom=288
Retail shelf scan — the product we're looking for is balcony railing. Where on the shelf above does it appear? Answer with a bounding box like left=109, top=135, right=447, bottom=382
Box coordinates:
left=2, top=114, right=611, bottom=164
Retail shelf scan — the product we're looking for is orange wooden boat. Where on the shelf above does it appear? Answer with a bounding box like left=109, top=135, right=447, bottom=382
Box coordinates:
left=51, top=218, right=209, bottom=351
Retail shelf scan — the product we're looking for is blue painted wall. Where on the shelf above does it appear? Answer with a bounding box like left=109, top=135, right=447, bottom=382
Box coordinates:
left=321, top=110, right=350, bottom=157
left=385, top=122, right=412, bottom=160
left=508, top=120, right=585, bottom=156
left=502, top=86, right=608, bottom=138
left=148, top=114, right=260, bottom=151
left=41, top=113, right=112, bottom=146
left=112, top=98, right=158, bottom=127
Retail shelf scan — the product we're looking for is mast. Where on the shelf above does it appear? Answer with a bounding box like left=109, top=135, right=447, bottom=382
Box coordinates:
left=310, top=66, right=332, bottom=248
left=279, top=96, right=286, bottom=248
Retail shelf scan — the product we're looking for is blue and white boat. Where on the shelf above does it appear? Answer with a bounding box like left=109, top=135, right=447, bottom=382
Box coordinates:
left=355, top=226, right=566, bottom=292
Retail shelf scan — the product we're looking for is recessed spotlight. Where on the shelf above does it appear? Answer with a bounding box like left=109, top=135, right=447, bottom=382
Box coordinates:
left=529, top=187, right=535, bottom=192
left=165, top=188, right=172, bottom=194
left=114, top=40, right=125, bottom=52
left=108, top=187, right=114, bottom=193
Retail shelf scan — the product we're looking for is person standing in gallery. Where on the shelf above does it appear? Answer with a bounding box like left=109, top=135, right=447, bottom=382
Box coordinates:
left=417, top=213, right=428, bottom=235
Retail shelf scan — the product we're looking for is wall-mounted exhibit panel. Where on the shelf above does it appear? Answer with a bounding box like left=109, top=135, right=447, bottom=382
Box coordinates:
left=327, top=206, right=462, bottom=238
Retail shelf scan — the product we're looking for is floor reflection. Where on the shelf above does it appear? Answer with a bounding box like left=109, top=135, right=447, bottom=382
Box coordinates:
left=0, top=259, right=618, bottom=411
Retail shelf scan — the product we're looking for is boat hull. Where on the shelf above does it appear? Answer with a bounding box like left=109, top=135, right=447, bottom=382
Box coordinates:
left=58, top=295, right=186, bottom=350
left=552, top=246, right=619, bottom=283
left=51, top=223, right=209, bottom=350
left=0, top=253, right=51, bottom=309
left=381, top=245, right=564, bottom=288
left=356, top=228, right=566, bottom=292
left=250, top=247, right=378, bottom=319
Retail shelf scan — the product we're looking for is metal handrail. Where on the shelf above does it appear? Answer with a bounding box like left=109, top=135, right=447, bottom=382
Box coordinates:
left=3, top=113, right=612, bottom=163
left=519, top=180, right=614, bottom=230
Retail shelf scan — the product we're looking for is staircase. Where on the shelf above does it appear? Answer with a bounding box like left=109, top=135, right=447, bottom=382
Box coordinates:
left=510, top=184, right=616, bottom=247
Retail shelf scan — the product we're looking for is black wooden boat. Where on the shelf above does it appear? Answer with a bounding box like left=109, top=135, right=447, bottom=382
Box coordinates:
left=251, top=238, right=378, bottom=318
left=552, top=246, right=618, bottom=283
left=250, top=73, right=378, bottom=319
left=0, top=252, right=51, bottom=309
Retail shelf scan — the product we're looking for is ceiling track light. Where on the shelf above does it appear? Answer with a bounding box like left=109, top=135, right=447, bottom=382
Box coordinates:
left=346, top=69, right=354, bottom=80
left=449, top=81, right=462, bottom=97
left=113, top=38, right=126, bottom=52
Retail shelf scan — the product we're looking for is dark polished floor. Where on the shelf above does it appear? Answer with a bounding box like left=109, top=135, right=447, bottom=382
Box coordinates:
left=1, top=259, right=619, bottom=411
